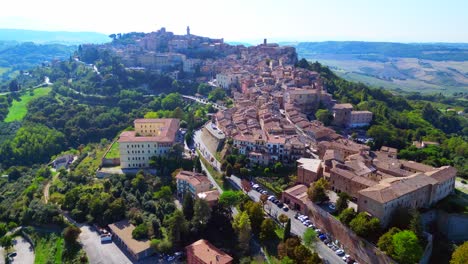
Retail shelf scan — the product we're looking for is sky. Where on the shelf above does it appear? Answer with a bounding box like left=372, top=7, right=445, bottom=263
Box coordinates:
left=1, top=0, right=467, bottom=43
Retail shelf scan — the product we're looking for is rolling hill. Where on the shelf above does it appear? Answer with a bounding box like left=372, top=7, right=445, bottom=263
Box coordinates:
left=289, top=41, right=468, bottom=95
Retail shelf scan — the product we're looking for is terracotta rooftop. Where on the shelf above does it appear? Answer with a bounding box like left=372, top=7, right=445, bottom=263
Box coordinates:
left=118, top=118, right=179, bottom=143
left=425, top=166, right=457, bottom=182
left=108, top=219, right=152, bottom=256
left=283, top=184, right=309, bottom=202
left=359, top=173, right=438, bottom=203
left=176, top=171, right=211, bottom=187
left=186, top=239, right=233, bottom=264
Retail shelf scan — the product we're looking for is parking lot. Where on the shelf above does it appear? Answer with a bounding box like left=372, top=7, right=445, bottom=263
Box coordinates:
left=10, top=236, right=35, bottom=264
left=80, top=225, right=134, bottom=264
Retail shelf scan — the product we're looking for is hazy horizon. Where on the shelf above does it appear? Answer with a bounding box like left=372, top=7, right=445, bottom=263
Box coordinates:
left=1, top=0, right=468, bottom=44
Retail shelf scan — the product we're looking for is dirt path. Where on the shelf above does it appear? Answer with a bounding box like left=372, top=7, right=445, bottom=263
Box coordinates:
left=43, top=172, right=60, bottom=204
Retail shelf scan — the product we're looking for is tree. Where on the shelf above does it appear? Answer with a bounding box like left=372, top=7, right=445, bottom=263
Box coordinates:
left=219, top=190, right=243, bottom=208
left=225, top=163, right=233, bottom=177
left=284, top=219, right=291, bottom=242
left=166, top=210, right=188, bottom=248
left=451, top=241, right=468, bottom=264
left=294, top=244, right=313, bottom=263
left=208, top=87, right=226, bottom=102
left=278, top=214, right=289, bottom=226
left=303, top=228, right=317, bottom=247
left=409, top=209, right=423, bottom=239
left=335, top=192, right=350, bottom=213
left=377, top=227, right=401, bottom=255
left=349, top=212, right=380, bottom=238
left=232, top=211, right=252, bottom=253
left=153, top=186, right=172, bottom=201
left=245, top=201, right=265, bottom=234
left=132, top=223, right=148, bottom=240
left=315, top=109, right=333, bottom=126
left=63, top=225, right=81, bottom=245
left=260, top=194, right=268, bottom=209
left=308, top=252, right=323, bottom=264
left=0, top=235, right=13, bottom=251
left=260, top=218, right=276, bottom=243
left=191, top=199, right=212, bottom=233
left=392, top=230, right=423, bottom=264
left=284, top=236, right=301, bottom=259
left=182, top=194, right=194, bottom=221
left=0, top=223, right=7, bottom=237
left=307, top=179, right=329, bottom=204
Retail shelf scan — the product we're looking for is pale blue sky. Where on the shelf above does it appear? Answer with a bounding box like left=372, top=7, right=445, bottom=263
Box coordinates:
left=1, top=0, right=467, bottom=43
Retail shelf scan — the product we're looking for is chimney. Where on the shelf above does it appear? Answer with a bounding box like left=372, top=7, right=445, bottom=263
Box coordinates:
left=264, top=38, right=267, bottom=45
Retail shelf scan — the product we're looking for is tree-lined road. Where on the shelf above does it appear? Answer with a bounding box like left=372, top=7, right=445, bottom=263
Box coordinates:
left=229, top=176, right=343, bottom=264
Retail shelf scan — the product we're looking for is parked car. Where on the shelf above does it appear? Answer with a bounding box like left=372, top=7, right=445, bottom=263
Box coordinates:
left=7, top=252, right=17, bottom=258
left=276, top=202, right=284, bottom=207
left=329, top=204, right=336, bottom=211
left=268, top=195, right=275, bottom=201
left=323, top=238, right=331, bottom=244
left=319, top=235, right=327, bottom=241
left=282, top=205, right=289, bottom=211
left=261, top=190, right=268, bottom=195
left=327, top=242, right=334, bottom=248
left=342, top=254, right=350, bottom=261
left=331, top=245, right=339, bottom=251
left=335, top=249, right=345, bottom=256
left=100, top=234, right=112, bottom=243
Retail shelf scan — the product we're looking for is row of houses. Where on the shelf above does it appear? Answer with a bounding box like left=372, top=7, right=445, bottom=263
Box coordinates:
left=283, top=146, right=457, bottom=227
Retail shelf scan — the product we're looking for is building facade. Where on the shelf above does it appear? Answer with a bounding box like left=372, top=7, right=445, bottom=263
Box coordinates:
left=175, top=170, right=212, bottom=198
left=296, top=158, right=323, bottom=186
left=118, top=118, right=180, bottom=169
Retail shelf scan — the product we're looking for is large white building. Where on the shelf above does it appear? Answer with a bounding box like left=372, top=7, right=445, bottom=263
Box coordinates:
left=118, top=118, right=180, bottom=169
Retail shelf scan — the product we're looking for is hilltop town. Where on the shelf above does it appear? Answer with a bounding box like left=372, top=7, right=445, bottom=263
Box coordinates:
left=0, top=26, right=466, bottom=264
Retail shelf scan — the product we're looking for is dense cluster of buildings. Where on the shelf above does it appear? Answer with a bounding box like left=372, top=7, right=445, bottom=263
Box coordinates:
left=282, top=145, right=457, bottom=227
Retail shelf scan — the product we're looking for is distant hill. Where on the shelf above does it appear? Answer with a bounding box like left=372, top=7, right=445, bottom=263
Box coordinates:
left=289, top=41, right=468, bottom=95
left=0, top=41, right=76, bottom=82
left=0, top=28, right=110, bottom=45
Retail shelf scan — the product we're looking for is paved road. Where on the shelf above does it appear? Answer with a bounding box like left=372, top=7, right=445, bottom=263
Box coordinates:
left=229, top=176, right=344, bottom=264
left=181, top=95, right=226, bottom=110
left=10, top=236, right=35, bottom=264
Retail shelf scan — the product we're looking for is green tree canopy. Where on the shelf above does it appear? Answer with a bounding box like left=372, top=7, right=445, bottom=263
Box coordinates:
left=392, top=230, right=423, bottom=264
left=451, top=241, right=468, bottom=264
left=260, top=218, right=276, bottom=242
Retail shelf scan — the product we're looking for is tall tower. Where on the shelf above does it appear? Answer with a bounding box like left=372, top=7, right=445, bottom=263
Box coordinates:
left=186, top=26, right=190, bottom=36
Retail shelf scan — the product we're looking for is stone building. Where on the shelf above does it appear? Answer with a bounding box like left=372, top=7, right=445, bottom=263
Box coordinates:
left=118, top=119, right=180, bottom=169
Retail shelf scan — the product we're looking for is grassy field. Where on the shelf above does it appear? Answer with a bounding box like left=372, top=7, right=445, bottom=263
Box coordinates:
left=26, top=228, right=86, bottom=264
left=74, top=144, right=107, bottom=174
left=32, top=232, right=64, bottom=264
left=4, top=87, right=51, bottom=122
left=105, top=141, right=120, bottom=159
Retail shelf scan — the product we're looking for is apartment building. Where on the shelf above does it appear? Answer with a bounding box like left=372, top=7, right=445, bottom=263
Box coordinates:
left=175, top=170, right=212, bottom=198
left=118, top=118, right=180, bottom=169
